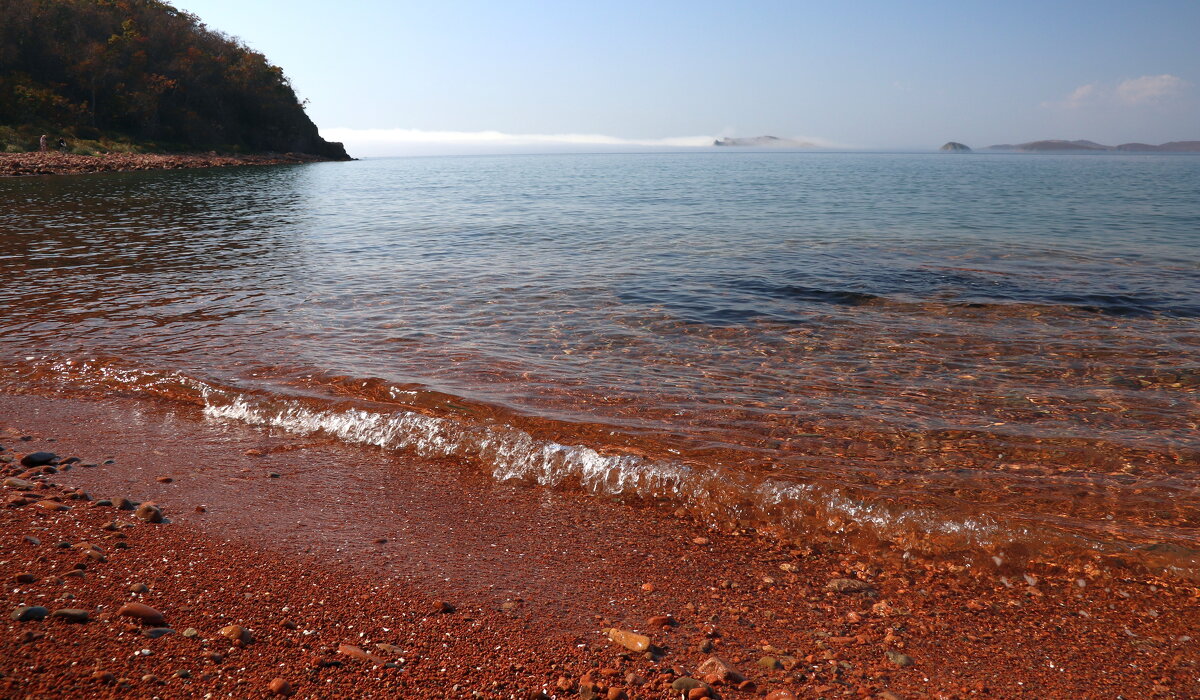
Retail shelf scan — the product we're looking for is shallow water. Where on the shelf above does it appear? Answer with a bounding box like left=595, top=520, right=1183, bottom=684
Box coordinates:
left=2, top=153, right=1198, bottom=572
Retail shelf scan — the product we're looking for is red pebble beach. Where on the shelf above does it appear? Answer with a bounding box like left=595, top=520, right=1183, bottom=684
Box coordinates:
left=2, top=393, right=1198, bottom=698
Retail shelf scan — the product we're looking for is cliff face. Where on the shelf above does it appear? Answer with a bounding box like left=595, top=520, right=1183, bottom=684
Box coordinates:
left=0, top=0, right=348, bottom=158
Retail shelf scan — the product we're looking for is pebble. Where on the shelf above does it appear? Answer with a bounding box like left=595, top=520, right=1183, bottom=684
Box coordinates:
left=765, top=691, right=799, bottom=700
left=118, top=602, right=166, bottom=626
left=173, top=669, right=192, bottom=678
left=19, top=452, right=57, bottom=467
left=144, top=627, right=175, bottom=638
left=129, top=583, right=150, bottom=594
left=374, top=642, right=404, bottom=655
left=219, top=624, right=253, bottom=644
left=646, top=614, right=673, bottom=627
left=826, top=578, right=875, bottom=594
left=11, top=606, right=50, bottom=622
left=337, top=643, right=386, bottom=664
left=697, top=656, right=745, bottom=683
left=182, top=628, right=200, bottom=638
left=268, top=677, right=294, bottom=696
left=758, top=656, right=782, bottom=670
left=14, top=572, right=37, bottom=583
left=606, top=628, right=650, bottom=652
left=22, top=535, right=40, bottom=545
left=135, top=503, right=163, bottom=523
left=3, top=477, right=35, bottom=489
left=50, top=608, right=90, bottom=623
left=688, top=688, right=711, bottom=700
left=115, top=497, right=135, bottom=511
left=92, top=499, right=113, bottom=507
left=156, top=476, right=173, bottom=483
left=268, top=472, right=281, bottom=478
left=35, top=500, right=69, bottom=512
left=692, top=537, right=711, bottom=545
left=670, top=677, right=706, bottom=693
left=885, top=651, right=914, bottom=668
left=434, top=600, right=456, bottom=614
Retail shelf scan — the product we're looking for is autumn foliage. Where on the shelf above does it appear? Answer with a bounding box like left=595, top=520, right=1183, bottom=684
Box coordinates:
left=0, top=0, right=347, bottom=157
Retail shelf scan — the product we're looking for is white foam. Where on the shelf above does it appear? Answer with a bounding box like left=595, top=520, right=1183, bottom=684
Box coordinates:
left=201, top=393, right=692, bottom=499
left=29, top=355, right=1011, bottom=548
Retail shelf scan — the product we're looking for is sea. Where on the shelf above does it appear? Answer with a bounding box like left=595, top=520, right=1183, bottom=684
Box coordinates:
left=2, top=152, right=1197, bottom=575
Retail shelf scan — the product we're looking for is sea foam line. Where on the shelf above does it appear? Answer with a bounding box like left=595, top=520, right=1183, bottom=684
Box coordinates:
left=33, top=356, right=1006, bottom=548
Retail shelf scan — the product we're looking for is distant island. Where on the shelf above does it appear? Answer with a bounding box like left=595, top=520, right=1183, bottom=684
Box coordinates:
left=0, top=0, right=348, bottom=162
left=940, top=142, right=971, bottom=152
left=713, top=135, right=817, bottom=148
left=983, top=140, right=1200, bottom=153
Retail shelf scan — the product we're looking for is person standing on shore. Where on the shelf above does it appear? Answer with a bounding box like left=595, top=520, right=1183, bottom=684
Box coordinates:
left=39, top=134, right=48, bottom=152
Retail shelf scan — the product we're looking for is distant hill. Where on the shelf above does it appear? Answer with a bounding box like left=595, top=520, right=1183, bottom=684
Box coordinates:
left=985, top=139, right=1200, bottom=153
left=1117, top=141, right=1200, bottom=152
left=713, top=135, right=816, bottom=148
left=939, top=142, right=971, bottom=152
left=0, top=0, right=347, bottom=158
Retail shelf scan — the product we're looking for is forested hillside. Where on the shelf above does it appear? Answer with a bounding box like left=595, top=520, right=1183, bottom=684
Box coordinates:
left=0, top=0, right=347, bottom=158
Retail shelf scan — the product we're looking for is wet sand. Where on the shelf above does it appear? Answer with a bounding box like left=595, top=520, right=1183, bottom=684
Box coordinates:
left=1, top=392, right=1197, bottom=699
left=0, top=151, right=341, bottom=177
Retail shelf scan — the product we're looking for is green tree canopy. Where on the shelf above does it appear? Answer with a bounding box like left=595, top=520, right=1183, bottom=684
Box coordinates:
left=0, top=0, right=347, bottom=157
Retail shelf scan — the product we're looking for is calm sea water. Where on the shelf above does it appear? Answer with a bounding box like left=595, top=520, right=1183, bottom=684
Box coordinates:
left=2, top=153, right=1198, bottom=572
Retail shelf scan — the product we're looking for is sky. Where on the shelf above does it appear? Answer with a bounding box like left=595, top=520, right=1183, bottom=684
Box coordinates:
left=170, top=0, right=1200, bottom=156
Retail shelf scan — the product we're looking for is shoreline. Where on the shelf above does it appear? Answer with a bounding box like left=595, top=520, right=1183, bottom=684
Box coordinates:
left=2, top=391, right=1197, bottom=698
left=0, top=151, right=347, bottom=178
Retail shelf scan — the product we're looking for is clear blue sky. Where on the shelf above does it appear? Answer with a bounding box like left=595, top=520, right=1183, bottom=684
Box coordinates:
left=172, top=0, right=1200, bottom=155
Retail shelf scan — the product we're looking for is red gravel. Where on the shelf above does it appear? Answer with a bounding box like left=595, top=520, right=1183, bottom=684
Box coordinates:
left=0, top=151, right=341, bottom=177
left=1, top=393, right=1197, bottom=698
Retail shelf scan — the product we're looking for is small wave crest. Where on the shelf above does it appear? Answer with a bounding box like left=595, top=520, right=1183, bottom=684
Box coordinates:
left=14, top=356, right=1017, bottom=555
left=203, top=390, right=1013, bottom=557
left=22, top=355, right=1200, bottom=582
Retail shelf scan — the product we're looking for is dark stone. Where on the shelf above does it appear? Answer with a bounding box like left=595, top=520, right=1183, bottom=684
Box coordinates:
left=50, top=608, right=90, bottom=623
left=19, top=452, right=57, bottom=467
left=11, top=606, right=50, bottom=622
left=135, top=504, right=163, bottom=523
